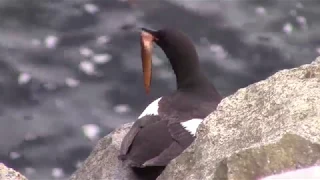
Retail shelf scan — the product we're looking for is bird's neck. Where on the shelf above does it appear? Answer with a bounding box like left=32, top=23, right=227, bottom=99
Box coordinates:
left=167, top=54, right=210, bottom=91
left=160, top=41, right=214, bottom=91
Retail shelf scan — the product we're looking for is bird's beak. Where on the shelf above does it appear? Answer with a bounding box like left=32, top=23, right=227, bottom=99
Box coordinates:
left=140, top=28, right=157, bottom=94
left=141, top=28, right=157, bottom=36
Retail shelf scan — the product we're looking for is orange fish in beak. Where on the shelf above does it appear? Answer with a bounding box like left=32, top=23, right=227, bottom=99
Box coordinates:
left=140, top=29, right=156, bottom=94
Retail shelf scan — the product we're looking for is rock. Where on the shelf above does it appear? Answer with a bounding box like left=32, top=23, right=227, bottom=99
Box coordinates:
left=158, top=57, right=320, bottom=180
left=70, top=57, right=320, bottom=180
left=70, top=122, right=163, bottom=180
left=0, top=163, right=27, bottom=180
left=214, top=134, right=320, bottom=180
left=69, top=122, right=139, bottom=180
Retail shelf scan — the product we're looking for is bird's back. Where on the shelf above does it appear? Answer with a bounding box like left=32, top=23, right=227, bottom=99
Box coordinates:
left=119, top=86, right=221, bottom=167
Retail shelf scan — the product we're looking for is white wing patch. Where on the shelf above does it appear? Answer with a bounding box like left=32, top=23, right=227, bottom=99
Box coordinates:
left=181, top=119, right=203, bottom=136
left=138, top=97, right=162, bottom=119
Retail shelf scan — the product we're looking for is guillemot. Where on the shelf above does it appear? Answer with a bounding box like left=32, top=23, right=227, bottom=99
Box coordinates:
left=119, top=28, right=222, bottom=177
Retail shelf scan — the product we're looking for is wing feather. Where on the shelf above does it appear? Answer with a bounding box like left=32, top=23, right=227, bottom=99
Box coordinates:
left=119, top=116, right=161, bottom=159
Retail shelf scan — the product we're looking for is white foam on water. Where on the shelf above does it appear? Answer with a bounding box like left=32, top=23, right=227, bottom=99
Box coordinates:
left=96, top=36, right=110, bottom=45
left=44, top=35, right=59, bottom=49
left=52, top=168, right=64, bottom=178
left=79, top=61, right=96, bottom=75
left=92, top=54, right=112, bottom=64
left=84, top=3, right=100, bottom=14
left=9, top=151, right=21, bottom=160
left=82, top=124, right=101, bottom=141
left=316, top=47, right=320, bottom=54
left=25, top=167, right=36, bottom=175
left=114, top=104, right=131, bottom=114
left=255, top=6, right=266, bottom=15
left=296, top=16, right=307, bottom=29
left=209, top=44, right=228, bottom=60
left=18, top=73, right=31, bottom=85
left=65, top=77, right=80, bottom=88
left=79, top=47, right=93, bottom=57
left=283, top=23, right=293, bottom=34
left=24, top=132, right=37, bottom=141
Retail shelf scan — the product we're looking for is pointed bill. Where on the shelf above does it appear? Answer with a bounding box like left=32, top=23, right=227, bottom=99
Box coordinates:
left=140, top=31, right=154, bottom=94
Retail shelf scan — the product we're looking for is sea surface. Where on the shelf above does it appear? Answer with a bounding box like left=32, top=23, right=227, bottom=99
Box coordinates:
left=0, top=0, right=319, bottom=179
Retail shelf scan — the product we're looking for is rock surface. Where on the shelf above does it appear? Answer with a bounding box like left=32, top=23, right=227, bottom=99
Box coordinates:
left=70, top=121, right=165, bottom=180
left=0, top=163, right=27, bottom=180
left=69, top=122, right=140, bottom=180
left=70, top=57, right=320, bottom=180
left=157, top=56, right=320, bottom=180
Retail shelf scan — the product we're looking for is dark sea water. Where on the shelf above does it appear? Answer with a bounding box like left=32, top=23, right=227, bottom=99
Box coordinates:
left=0, top=0, right=319, bottom=179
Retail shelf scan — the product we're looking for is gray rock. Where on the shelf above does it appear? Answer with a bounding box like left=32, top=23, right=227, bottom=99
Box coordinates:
left=0, top=163, right=27, bottom=180
left=158, top=56, right=320, bottom=180
left=70, top=121, right=166, bottom=180
left=69, top=122, right=140, bottom=180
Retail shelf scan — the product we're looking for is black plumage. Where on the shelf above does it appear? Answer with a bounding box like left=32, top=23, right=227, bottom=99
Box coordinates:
left=119, top=28, right=222, bottom=177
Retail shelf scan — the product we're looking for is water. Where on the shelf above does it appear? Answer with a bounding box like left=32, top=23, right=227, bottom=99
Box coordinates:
left=0, top=0, right=319, bottom=179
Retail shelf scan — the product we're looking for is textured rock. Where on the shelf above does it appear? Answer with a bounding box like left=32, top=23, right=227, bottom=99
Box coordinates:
left=215, top=134, right=320, bottom=180
left=69, top=122, right=138, bottom=180
left=0, top=163, right=27, bottom=180
left=70, top=121, right=166, bottom=180
left=158, top=57, right=320, bottom=180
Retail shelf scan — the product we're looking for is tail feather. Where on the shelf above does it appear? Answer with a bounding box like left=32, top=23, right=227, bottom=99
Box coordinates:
left=131, top=166, right=165, bottom=180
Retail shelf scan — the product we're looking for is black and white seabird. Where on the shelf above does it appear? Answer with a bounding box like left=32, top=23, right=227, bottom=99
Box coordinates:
left=119, top=28, right=222, bottom=170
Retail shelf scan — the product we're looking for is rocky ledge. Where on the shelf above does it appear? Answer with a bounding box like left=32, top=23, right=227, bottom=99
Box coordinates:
left=69, top=123, right=137, bottom=180
left=0, top=163, right=27, bottom=180
left=71, top=56, right=320, bottom=180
